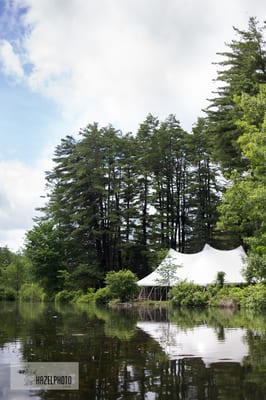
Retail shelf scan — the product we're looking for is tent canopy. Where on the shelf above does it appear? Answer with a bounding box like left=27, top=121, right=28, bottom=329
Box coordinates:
left=137, top=244, right=247, bottom=287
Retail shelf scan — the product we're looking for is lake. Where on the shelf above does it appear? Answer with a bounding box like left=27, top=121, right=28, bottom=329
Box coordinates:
left=0, top=302, right=266, bottom=399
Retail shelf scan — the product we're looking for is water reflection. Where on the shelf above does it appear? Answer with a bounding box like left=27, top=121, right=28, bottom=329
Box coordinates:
left=0, top=302, right=265, bottom=399
left=137, top=322, right=248, bottom=365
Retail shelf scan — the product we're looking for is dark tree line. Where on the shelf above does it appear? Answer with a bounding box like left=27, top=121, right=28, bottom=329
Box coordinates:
left=26, top=115, right=222, bottom=293
left=24, top=17, right=266, bottom=294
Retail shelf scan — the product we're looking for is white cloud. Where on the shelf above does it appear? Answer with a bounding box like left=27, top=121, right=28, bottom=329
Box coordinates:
left=0, top=0, right=265, bottom=251
left=0, top=157, right=52, bottom=251
left=0, top=39, right=24, bottom=79
left=7, top=0, right=264, bottom=133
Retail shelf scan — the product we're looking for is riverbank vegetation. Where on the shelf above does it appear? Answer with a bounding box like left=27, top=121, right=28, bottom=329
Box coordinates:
left=0, top=17, right=266, bottom=307
left=54, top=272, right=266, bottom=310
left=168, top=280, right=266, bottom=310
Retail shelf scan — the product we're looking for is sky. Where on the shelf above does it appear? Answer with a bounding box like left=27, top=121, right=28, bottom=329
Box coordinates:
left=0, top=0, right=265, bottom=252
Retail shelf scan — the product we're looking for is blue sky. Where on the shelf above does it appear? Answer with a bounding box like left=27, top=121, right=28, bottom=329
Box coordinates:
left=0, top=0, right=265, bottom=251
left=0, top=78, right=61, bottom=164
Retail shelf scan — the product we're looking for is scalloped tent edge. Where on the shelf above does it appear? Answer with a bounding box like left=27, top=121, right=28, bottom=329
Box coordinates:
left=137, top=244, right=247, bottom=300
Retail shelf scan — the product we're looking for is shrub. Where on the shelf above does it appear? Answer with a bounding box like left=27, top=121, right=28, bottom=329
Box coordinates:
left=95, top=287, right=112, bottom=305
left=55, top=289, right=83, bottom=303
left=208, top=286, right=245, bottom=307
left=240, top=284, right=266, bottom=309
left=75, top=288, right=95, bottom=303
left=169, top=281, right=208, bottom=307
left=105, top=269, right=140, bottom=302
left=19, top=283, right=46, bottom=302
left=244, top=253, right=266, bottom=283
left=191, top=290, right=209, bottom=307
left=0, top=286, right=17, bottom=301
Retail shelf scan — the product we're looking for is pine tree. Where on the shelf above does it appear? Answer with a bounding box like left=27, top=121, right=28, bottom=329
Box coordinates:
left=187, top=118, right=225, bottom=251
left=150, top=115, right=189, bottom=251
left=206, top=17, right=266, bottom=172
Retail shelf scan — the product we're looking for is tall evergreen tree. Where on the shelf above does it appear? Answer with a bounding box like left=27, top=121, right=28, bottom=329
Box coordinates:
left=70, top=123, right=123, bottom=273
left=206, top=17, right=266, bottom=172
left=187, top=118, right=225, bottom=251
left=135, top=114, right=159, bottom=248
left=150, top=115, right=189, bottom=251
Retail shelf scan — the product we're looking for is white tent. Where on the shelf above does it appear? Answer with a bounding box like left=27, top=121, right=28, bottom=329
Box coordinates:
left=137, top=244, right=247, bottom=288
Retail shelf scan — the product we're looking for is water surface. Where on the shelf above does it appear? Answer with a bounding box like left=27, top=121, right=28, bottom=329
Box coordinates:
left=0, top=302, right=266, bottom=399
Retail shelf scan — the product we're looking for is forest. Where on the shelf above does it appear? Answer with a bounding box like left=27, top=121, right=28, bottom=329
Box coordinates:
left=0, top=17, right=266, bottom=301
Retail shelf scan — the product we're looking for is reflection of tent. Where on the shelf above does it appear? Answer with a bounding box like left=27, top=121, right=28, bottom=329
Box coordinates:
left=137, top=244, right=247, bottom=299
left=137, top=322, right=249, bottom=365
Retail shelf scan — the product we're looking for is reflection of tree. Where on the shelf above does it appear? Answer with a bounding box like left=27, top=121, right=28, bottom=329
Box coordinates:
left=216, top=325, right=225, bottom=341
left=211, top=362, right=244, bottom=399
left=169, top=306, right=266, bottom=333
left=0, top=302, right=20, bottom=347
left=242, top=329, right=266, bottom=394
left=0, top=303, right=266, bottom=399
left=137, top=305, right=168, bottom=322
left=95, top=306, right=138, bottom=340
left=18, top=301, right=45, bottom=321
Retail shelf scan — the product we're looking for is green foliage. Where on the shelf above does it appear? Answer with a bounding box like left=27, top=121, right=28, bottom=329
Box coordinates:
left=105, top=269, right=140, bottom=302
left=55, top=289, right=83, bottom=303
left=244, top=252, right=266, bottom=283
left=208, top=286, right=245, bottom=307
left=0, top=247, right=33, bottom=300
left=0, top=286, right=17, bottom=301
left=94, top=287, right=112, bottom=305
left=240, top=284, right=266, bottom=310
left=75, top=288, right=95, bottom=303
left=170, top=283, right=266, bottom=310
left=55, top=290, right=75, bottom=303
left=150, top=249, right=169, bottom=271
left=216, top=271, right=226, bottom=288
left=205, top=17, right=266, bottom=172
left=156, top=253, right=180, bottom=286
left=67, top=264, right=103, bottom=291
left=217, top=85, right=266, bottom=279
left=188, top=118, right=224, bottom=250
left=19, top=283, right=46, bottom=302
left=0, top=246, right=14, bottom=268
left=25, top=110, right=224, bottom=292
left=169, top=281, right=209, bottom=307
left=1, top=260, right=27, bottom=294
left=25, top=221, right=63, bottom=296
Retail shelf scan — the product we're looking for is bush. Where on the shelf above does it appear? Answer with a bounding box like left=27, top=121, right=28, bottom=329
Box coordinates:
left=55, top=289, right=83, bottom=303
left=75, top=288, right=95, bottom=303
left=244, top=253, right=266, bottom=283
left=95, top=287, right=112, bottom=305
left=169, top=281, right=266, bottom=310
left=105, top=269, right=140, bottom=302
left=240, top=284, right=266, bottom=309
left=169, top=281, right=209, bottom=307
left=191, top=290, right=209, bottom=307
left=19, top=283, right=46, bottom=302
left=0, top=286, right=17, bottom=300
left=208, top=286, right=244, bottom=307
